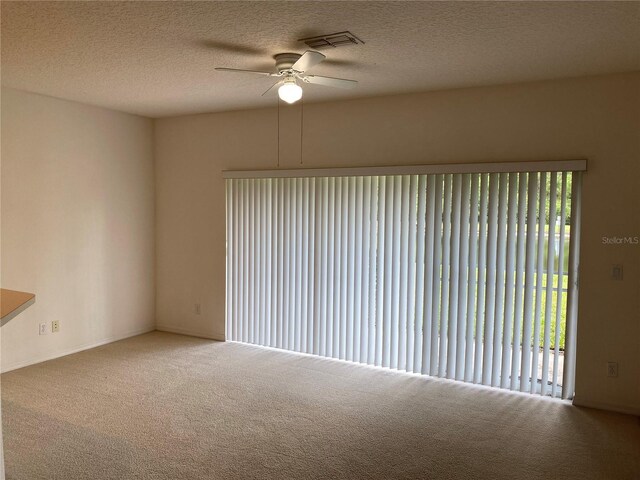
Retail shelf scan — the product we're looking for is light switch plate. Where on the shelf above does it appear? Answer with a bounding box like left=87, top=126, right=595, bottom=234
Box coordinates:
left=612, top=264, right=623, bottom=280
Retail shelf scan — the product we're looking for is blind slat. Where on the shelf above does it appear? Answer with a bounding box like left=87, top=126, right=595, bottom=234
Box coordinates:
left=482, top=173, right=499, bottom=385
left=354, top=177, right=364, bottom=363
left=492, top=173, right=508, bottom=387
left=226, top=180, right=232, bottom=341
left=259, top=180, right=266, bottom=346
left=368, top=176, right=379, bottom=365
left=423, top=175, right=438, bottom=375
left=531, top=172, right=547, bottom=394
left=510, top=173, right=528, bottom=390
left=501, top=173, right=518, bottom=389
left=339, top=178, right=349, bottom=359
left=406, top=175, right=419, bottom=372
left=332, top=178, right=342, bottom=357
left=552, top=173, right=568, bottom=397
left=474, top=174, right=489, bottom=384
left=447, top=175, right=462, bottom=379
left=455, top=174, right=471, bottom=381
left=306, top=180, right=315, bottom=352
left=439, top=175, right=453, bottom=377
left=429, top=175, right=443, bottom=377
left=414, top=175, right=428, bottom=373
left=326, top=177, right=336, bottom=358
left=521, top=173, right=538, bottom=392
left=563, top=172, right=582, bottom=399
left=361, top=177, right=372, bottom=364
left=244, top=179, right=251, bottom=344
left=398, top=175, right=411, bottom=371
left=319, top=179, right=328, bottom=355
left=382, top=177, right=394, bottom=367
left=391, top=176, right=402, bottom=369
left=375, top=177, right=386, bottom=367
left=464, top=174, right=479, bottom=382
left=541, top=173, right=558, bottom=396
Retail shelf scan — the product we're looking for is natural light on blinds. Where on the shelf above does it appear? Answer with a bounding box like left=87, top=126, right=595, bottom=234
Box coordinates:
left=224, top=162, right=583, bottom=399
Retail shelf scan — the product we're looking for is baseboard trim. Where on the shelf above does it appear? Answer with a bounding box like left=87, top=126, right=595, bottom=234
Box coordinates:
left=1, top=325, right=156, bottom=373
left=573, top=397, right=640, bottom=417
left=156, top=324, right=225, bottom=342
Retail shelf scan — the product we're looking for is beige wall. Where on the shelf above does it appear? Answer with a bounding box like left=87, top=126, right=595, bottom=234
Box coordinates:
left=156, top=72, right=640, bottom=414
left=0, top=87, right=4, bottom=478
left=1, top=88, right=156, bottom=372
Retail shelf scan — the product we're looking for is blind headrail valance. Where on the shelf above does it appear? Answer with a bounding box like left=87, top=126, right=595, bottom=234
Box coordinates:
left=223, top=159, right=587, bottom=179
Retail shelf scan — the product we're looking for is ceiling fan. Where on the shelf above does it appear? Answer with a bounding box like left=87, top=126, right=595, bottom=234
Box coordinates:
left=215, top=51, right=357, bottom=104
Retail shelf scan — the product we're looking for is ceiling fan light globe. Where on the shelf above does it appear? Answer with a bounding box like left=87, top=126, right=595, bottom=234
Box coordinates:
left=278, top=83, right=303, bottom=104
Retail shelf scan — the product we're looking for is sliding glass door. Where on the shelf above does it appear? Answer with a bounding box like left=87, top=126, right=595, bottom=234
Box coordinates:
left=225, top=163, right=583, bottom=399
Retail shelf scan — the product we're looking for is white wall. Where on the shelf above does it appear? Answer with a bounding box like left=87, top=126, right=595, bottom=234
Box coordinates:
left=1, top=88, right=156, bottom=372
left=155, top=72, right=640, bottom=414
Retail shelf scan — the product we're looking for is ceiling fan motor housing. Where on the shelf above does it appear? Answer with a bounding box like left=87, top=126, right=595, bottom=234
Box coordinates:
left=274, top=53, right=302, bottom=72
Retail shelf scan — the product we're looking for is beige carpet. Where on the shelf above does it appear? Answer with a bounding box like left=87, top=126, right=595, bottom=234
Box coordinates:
left=2, top=332, right=639, bottom=480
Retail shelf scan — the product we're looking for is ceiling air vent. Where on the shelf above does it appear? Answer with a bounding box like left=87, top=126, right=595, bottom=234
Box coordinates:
left=298, top=31, right=364, bottom=50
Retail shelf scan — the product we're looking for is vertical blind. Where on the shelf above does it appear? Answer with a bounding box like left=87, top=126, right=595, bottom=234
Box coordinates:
left=225, top=164, right=583, bottom=399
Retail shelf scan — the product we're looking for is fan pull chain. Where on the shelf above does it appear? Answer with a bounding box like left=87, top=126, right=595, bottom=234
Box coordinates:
left=277, top=98, right=280, bottom=167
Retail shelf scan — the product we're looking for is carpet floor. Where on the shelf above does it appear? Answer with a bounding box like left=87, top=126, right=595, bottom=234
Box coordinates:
left=2, top=332, right=639, bottom=480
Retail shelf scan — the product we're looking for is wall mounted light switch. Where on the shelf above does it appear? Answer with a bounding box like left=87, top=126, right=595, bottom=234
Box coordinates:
left=611, top=264, right=623, bottom=280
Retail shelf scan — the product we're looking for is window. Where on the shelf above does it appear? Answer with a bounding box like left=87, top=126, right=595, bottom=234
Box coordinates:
left=225, top=161, right=584, bottom=398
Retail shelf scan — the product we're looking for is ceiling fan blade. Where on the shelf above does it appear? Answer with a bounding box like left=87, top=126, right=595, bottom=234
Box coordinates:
left=261, top=80, right=281, bottom=97
left=215, top=67, right=275, bottom=76
left=304, top=75, right=357, bottom=89
left=291, top=51, right=326, bottom=72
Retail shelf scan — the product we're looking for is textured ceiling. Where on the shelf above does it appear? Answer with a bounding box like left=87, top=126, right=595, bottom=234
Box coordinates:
left=2, top=1, right=639, bottom=118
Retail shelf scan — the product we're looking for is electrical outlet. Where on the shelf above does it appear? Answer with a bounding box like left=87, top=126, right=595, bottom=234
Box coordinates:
left=51, top=320, right=60, bottom=333
left=39, top=323, right=48, bottom=335
left=195, top=303, right=201, bottom=315
left=607, top=362, right=618, bottom=377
